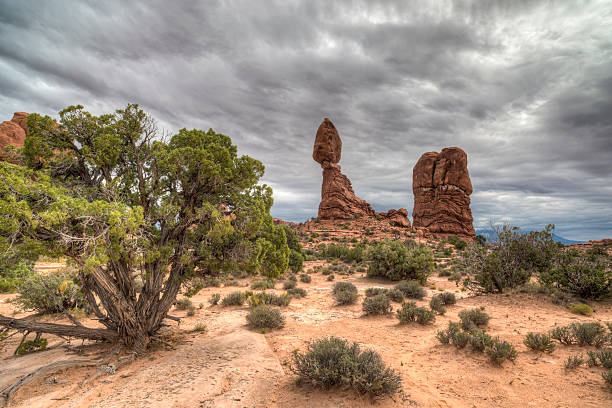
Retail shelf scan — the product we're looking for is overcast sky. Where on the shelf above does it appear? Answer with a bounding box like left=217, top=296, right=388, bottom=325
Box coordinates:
left=1, top=1, right=611, bottom=240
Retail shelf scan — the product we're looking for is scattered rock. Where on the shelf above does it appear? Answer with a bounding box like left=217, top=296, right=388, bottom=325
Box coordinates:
left=412, top=147, right=475, bottom=237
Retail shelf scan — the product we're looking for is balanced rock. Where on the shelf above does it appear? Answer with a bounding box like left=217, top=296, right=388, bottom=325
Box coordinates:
left=412, top=147, right=475, bottom=237
left=314, top=118, right=375, bottom=219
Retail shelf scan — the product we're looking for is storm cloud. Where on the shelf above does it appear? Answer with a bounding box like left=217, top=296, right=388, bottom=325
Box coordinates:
left=1, top=0, right=611, bottom=240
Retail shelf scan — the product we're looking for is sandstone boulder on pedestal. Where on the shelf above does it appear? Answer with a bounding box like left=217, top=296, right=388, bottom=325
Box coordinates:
left=412, top=147, right=475, bottom=237
left=313, top=118, right=375, bottom=220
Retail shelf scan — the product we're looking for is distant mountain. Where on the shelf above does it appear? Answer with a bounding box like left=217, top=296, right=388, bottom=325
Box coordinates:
left=475, top=229, right=584, bottom=245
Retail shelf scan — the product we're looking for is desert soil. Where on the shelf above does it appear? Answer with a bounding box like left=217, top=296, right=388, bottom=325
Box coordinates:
left=1, top=233, right=611, bottom=407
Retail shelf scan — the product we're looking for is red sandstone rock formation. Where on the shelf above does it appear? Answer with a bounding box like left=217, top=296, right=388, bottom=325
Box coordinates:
left=0, top=112, right=29, bottom=152
left=313, top=118, right=376, bottom=220
left=412, top=147, right=475, bottom=237
left=379, top=208, right=411, bottom=228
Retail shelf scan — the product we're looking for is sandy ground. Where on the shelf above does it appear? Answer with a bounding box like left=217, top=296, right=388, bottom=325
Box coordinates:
left=1, top=258, right=611, bottom=407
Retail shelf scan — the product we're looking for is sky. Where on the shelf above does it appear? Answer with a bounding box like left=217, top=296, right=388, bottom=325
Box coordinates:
left=0, top=0, right=611, bottom=241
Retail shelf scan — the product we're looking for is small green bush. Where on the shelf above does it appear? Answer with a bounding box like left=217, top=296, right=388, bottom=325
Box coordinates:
left=436, top=322, right=462, bottom=345
left=209, top=293, right=221, bottom=305
left=0, top=261, right=35, bottom=293
left=550, top=325, right=574, bottom=345
left=287, top=287, right=307, bottom=298
left=366, top=239, right=434, bottom=283
left=453, top=331, right=471, bottom=348
left=587, top=349, right=612, bottom=369
left=290, top=336, right=401, bottom=396
left=447, top=236, right=467, bottom=250
left=362, top=294, right=392, bottom=315
left=187, top=305, right=196, bottom=316
left=14, top=271, right=86, bottom=314
left=469, top=329, right=495, bottom=352
left=246, top=305, right=285, bottom=329
left=251, top=279, right=275, bottom=290
left=394, top=280, right=426, bottom=299
left=300, top=274, right=311, bottom=283
left=565, top=354, right=584, bottom=369
left=439, top=269, right=452, bottom=277
left=397, top=301, right=435, bottom=325
left=333, top=282, right=357, bottom=295
left=429, top=296, right=446, bottom=315
left=523, top=332, right=556, bottom=353
left=603, top=368, right=612, bottom=386
left=365, top=287, right=387, bottom=297
left=333, top=282, right=358, bottom=305
left=439, top=292, right=457, bottom=305
left=568, top=303, right=593, bottom=316
left=193, top=322, right=207, bottom=332
left=175, top=298, right=193, bottom=310
left=571, top=322, right=607, bottom=346
left=485, top=338, right=517, bottom=366
left=248, top=292, right=291, bottom=307
left=459, top=308, right=490, bottom=330
left=327, top=274, right=335, bottom=281
left=16, top=338, right=48, bottom=355
left=283, top=280, right=297, bottom=290
left=222, top=291, right=247, bottom=306
left=386, top=288, right=404, bottom=302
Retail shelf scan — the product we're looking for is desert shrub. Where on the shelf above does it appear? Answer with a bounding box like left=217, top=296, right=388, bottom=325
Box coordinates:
left=439, top=292, right=457, bottom=305
left=565, top=354, right=584, bottom=369
left=327, top=274, right=335, bottom=281
left=447, top=236, right=467, bottom=250
left=320, top=243, right=365, bottom=263
left=397, top=301, right=435, bottom=325
left=429, top=296, right=446, bottom=315
left=568, top=303, right=593, bottom=316
left=460, top=225, right=560, bottom=293
left=540, top=248, right=611, bottom=300
left=175, top=298, right=193, bottom=310
left=300, top=274, right=311, bottom=283
left=436, top=322, right=462, bottom=345
left=287, top=287, right=307, bottom=298
left=394, top=280, right=426, bottom=299
left=248, top=292, right=291, bottom=307
left=222, top=291, right=247, bottom=306
left=14, top=271, right=86, bottom=314
left=603, top=368, right=612, bottom=386
left=187, top=305, right=196, bottom=316
left=322, top=267, right=332, bottom=275
left=386, top=288, right=404, bottom=302
left=333, top=282, right=357, bottom=295
left=290, top=336, right=401, bottom=396
left=246, top=305, right=285, bottom=329
left=16, top=338, right=48, bottom=355
left=224, top=279, right=242, bottom=287
left=524, top=332, right=556, bottom=353
left=193, top=322, right=207, bottom=332
left=288, top=274, right=298, bottom=282
left=453, top=331, right=471, bottom=348
left=469, top=329, right=495, bottom=352
left=204, top=276, right=222, bottom=287
left=0, top=261, right=35, bottom=293
left=366, top=239, right=433, bottom=283
left=333, top=282, right=358, bottom=305
left=251, top=278, right=275, bottom=290
left=362, top=294, right=392, bottom=315
left=439, top=269, right=452, bottom=277
left=587, top=349, right=612, bottom=369
left=458, top=308, right=490, bottom=330
left=550, top=326, right=574, bottom=345
left=571, top=322, right=607, bottom=346
left=209, top=293, right=221, bottom=305
left=283, top=280, right=297, bottom=290
left=365, top=287, right=387, bottom=297
left=485, top=338, right=517, bottom=366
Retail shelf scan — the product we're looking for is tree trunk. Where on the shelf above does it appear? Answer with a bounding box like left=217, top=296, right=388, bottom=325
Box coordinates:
left=0, top=315, right=117, bottom=342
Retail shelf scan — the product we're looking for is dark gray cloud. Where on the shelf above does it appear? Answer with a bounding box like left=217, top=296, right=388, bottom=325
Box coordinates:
left=1, top=0, right=611, bottom=240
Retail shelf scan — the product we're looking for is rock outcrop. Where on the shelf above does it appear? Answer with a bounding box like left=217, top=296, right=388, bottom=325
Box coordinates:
left=412, top=147, right=475, bottom=237
left=313, top=118, right=376, bottom=220
left=379, top=208, right=411, bottom=228
left=0, top=112, right=29, bottom=153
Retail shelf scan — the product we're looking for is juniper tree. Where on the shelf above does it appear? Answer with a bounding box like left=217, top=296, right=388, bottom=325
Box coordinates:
left=0, top=104, right=289, bottom=352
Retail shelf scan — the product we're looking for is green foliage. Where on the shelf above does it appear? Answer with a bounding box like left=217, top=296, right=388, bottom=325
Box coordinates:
left=317, top=243, right=365, bottom=263
left=540, top=248, right=611, bottom=300
left=447, top=236, right=467, bottom=250
left=175, top=298, right=193, bottom=310
left=327, top=274, right=335, bottom=281
left=550, top=322, right=609, bottom=347
left=333, top=282, right=358, bottom=305
left=523, top=332, right=556, bottom=353
left=602, top=368, right=612, bottom=386
left=397, top=301, right=436, bottom=325
left=565, top=354, right=584, bottom=369
left=14, top=271, right=86, bottom=314
left=287, top=287, right=307, bottom=298
left=362, top=294, right=392, bottom=315
left=429, top=296, right=446, bottom=315
left=290, top=336, right=401, bottom=396
left=365, top=287, right=387, bottom=297
left=460, top=225, right=560, bottom=293
left=587, top=349, right=612, bottom=369
left=194, top=322, right=207, bottom=332
left=247, top=291, right=291, bottom=307
left=458, top=308, right=490, bottom=330
left=568, top=303, right=593, bottom=316
left=246, top=305, right=285, bottom=329
left=300, top=274, right=311, bottom=283
left=550, top=326, right=574, bottom=345
left=436, top=322, right=462, bottom=345
left=394, top=280, right=426, bottom=299
left=208, top=293, right=221, bottom=305
left=251, top=278, right=276, bottom=290
left=222, top=291, right=247, bottom=306
left=469, top=329, right=495, bottom=352
left=367, top=240, right=434, bottom=283
left=485, top=339, right=518, bottom=366
left=386, top=288, right=404, bottom=302
left=16, top=338, right=48, bottom=355
left=0, top=261, right=35, bottom=293
left=332, top=282, right=357, bottom=295
left=283, top=280, right=297, bottom=290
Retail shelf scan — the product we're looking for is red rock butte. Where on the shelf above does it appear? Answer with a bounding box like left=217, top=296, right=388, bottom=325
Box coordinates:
left=412, top=147, right=475, bottom=237
left=312, top=118, right=410, bottom=228
left=0, top=112, right=29, bottom=153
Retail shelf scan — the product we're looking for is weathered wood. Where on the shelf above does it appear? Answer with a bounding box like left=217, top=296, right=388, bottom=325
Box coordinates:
left=0, top=315, right=117, bottom=342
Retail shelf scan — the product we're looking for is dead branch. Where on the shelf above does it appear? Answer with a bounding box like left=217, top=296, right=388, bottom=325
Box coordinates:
left=0, top=314, right=117, bottom=342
